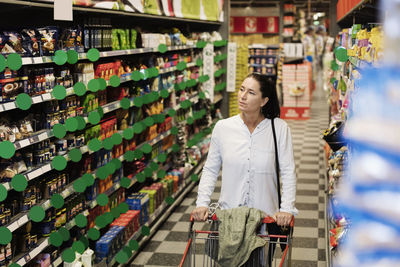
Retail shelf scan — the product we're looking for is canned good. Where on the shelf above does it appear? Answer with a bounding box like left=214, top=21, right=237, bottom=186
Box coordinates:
left=55, top=139, right=67, bottom=155
left=22, top=200, right=31, bottom=211
left=0, top=215, right=5, bottom=226
left=0, top=245, right=5, bottom=267
left=23, top=233, right=30, bottom=252
left=25, top=153, right=33, bottom=168
left=5, top=243, right=11, bottom=261
left=30, top=235, right=38, bottom=247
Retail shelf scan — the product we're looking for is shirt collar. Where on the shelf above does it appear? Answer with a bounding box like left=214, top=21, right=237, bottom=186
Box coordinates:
left=236, top=114, right=269, bottom=134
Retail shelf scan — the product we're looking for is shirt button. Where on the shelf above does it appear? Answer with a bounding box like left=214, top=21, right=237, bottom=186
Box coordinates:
left=248, top=170, right=249, bottom=172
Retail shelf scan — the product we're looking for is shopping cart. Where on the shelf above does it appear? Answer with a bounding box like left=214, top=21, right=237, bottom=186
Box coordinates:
left=179, top=214, right=294, bottom=267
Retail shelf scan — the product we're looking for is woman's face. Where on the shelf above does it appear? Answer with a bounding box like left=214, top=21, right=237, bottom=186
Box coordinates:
left=238, top=77, right=268, bottom=114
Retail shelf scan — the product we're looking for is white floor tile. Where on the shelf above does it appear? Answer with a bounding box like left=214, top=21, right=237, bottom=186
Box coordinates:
left=296, top=210, right=319, bottom=219
left=296, top=196, right=319, bottom=204
left=152, top=230, right=170, bottom=241
left=167, top=212, right=184, bottom=222
left=318, top=238, right=327, bottom=249
left=297, top=183, right=319, bottom=190
left=155, top=241, right=189, bottom=253
left=291, top=247, right=318, bottom=261
left=132, top=251, right=153, bottom=265
left=293, top=227, right=319, bottom=238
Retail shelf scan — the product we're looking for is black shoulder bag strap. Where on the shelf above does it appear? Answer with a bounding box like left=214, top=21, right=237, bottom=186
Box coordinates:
left=271, top=118, right=281, bottom=207
left=269, top=118, right=288, bottom=253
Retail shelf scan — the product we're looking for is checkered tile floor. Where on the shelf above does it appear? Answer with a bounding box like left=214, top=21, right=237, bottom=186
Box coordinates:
left=131, top=93, right=330, bottom=267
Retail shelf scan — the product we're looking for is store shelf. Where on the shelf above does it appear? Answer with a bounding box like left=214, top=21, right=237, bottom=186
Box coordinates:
left=0, top=61, right=198, bottom=115
left=112, top=152, right=209, bottom=267
left=7, top=84, right=191, bottom=153
left=0, top=0, right=222, bottom=25
left=11, top=131, right=177, bottom=266
left=248, top=44, right=280, bottom=49
left=2, top=90, right=201, bottom=195
left=337, top=0, right=378, bottom=26
left=213, top=93, right=223, bottom=104
left=20, top=45, right=197, bottom=66
left=248, top=63, right=275, bottom=67
left=249, top=55, right=277, bottom=58
left=284, top=57, right=304, bottom=63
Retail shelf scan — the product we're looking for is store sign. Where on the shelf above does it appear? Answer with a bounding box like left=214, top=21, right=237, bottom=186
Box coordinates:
left=230, top=16, right=279, bottom=34
left=54, top=0, right=73, bottom=21
left=226, top=42, right=237, bottom=92
left=203, top=43, right=215, bottom=102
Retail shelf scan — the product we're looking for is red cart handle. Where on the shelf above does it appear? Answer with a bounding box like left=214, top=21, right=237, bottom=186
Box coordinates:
left=190, top=214, right=294, bottom=227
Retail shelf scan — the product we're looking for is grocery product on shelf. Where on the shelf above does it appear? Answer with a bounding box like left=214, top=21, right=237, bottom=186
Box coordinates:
left=0, top=23, right=226, bottom=267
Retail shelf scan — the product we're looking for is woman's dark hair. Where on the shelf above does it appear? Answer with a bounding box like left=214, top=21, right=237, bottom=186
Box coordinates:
left=246, top=73, right=280, bottom=119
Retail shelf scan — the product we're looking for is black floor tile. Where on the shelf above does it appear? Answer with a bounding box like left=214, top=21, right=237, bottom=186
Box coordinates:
left=174, top=205, right=190, bottom=213
left=146, top=253, right=183, bottom=266
left=165, top=231, right=190, bottom=242
left=296, top=189, right=319, bottom=196
left=159, top=221, right=177, bottom=231
left=318, top=248, right=326, bottom=261
left=294, top=218, right=319, bottom=228
left=180, top=213, right=192, bottom=222
left=293, top=237, right=318, bottom=248
left=142, top=241, right=162, bottom=252
left=299, top=168, right=319, bottom=174
left=319, top=211, right=325, bottom=219
left=291, top=260, right=318, bottom=267
left=319, top=228, right=325, bottom=238
left=297, top=178, right=319, bottom=184
left=296, top=203, right=319, bottom=211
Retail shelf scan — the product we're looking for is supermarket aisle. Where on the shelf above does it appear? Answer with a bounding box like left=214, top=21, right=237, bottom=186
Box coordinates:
left=132, top=95, right=329, bottom=267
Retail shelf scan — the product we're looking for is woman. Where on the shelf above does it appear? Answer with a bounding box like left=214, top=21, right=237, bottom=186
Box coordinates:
left=192, top=72, right=297, bottom=226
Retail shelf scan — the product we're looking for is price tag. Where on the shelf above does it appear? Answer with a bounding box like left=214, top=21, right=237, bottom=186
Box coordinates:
left=100, top=52, right=107, bottom=57
left=30, top=135, right=40, bottom=143
left=80, top=146, right=88, bottom=154
left=42, top=93, right=52, bottom=101
left=29, top=246, right=42, bottom=259
left=31, top=96, right=42, bottom=104
left=4, top=102, right=16, bottom=110
left=53, top=257, right=62, bottom=266
left=22, top=57, right=32, bottom=65
left=66, top=87, right=74, bottom=95
left=41, top=164, right=52, bottom=174
left=138, top=48, right=144, bottom=53
left=42, top=200, right=51, bottom=210
left=28, top=168, right=43, bottom=180
left=79, top=53, right=86, bottom=59
left=19, top=139, right=30, bottom=148
left=17, top=257, right=27, bottom=266
left=38, top=132, right=48, bottom=141
left=7, top=220, right=19, bottom=232
left=0, top=104, right=4, bottom=112
left=3, top=182, right=10, bottom=191
left=39, top=238, right=49, bottom=249
left=33, top=57, right=43, bottom=64
left=18, top=215, right=29, bottom=226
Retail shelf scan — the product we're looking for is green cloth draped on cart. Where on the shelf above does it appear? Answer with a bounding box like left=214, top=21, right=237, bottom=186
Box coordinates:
left=215, top=207, right=267, bottom=267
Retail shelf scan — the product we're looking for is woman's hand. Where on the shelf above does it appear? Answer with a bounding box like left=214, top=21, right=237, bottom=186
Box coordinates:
left=272, top=211, right=293, bottom=226
left=191, top=206, right=209, bottom=222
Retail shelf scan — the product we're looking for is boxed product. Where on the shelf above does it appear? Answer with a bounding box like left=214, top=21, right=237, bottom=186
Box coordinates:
left=126, top=193, right=149, bottom=225
left=139, top=189, right=157, bottom=214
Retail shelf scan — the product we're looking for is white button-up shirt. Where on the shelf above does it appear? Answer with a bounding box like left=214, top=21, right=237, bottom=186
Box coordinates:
left=197, top=115, right=298, bottom=216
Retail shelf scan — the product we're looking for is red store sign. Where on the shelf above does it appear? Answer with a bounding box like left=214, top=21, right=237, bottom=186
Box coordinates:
left=230, top=16, right=279, bottom=34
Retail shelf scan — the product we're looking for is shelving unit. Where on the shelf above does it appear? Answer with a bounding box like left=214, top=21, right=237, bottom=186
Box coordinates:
left=324, top=4, right=382, bottom=264
left=0, top=1, right=228, bottom=266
